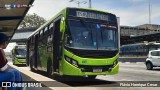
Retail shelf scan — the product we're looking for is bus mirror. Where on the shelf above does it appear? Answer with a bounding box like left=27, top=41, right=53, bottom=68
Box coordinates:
left=60, top=17, right=65, bottom=32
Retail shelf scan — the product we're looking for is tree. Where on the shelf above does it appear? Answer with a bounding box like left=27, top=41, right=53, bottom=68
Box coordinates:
left=19, top=13, right=46, bottom=29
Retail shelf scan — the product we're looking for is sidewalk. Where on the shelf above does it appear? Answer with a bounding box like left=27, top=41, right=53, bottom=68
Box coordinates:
left=7, top=62, right=77, bottom=90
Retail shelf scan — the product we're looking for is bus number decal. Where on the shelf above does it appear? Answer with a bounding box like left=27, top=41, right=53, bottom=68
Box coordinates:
left=76, top=11, right=109, bottom=21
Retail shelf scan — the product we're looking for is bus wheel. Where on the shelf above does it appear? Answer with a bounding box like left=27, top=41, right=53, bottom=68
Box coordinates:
left=12, top=58, right=15, bottom=65
left=88, top=75, right=97, bottom=80
left=29, top=59, right=34, bottom=71
left=146, top=62, right=153, bottom=70
left=47, top=60, right=53, bottom=78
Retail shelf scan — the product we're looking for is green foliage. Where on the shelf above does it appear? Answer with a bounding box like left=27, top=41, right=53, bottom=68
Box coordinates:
left=19, top=13, right=46, bottom=29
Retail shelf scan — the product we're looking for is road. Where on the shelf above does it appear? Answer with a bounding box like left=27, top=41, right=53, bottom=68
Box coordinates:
left=8, top=62, right=160, bottom=90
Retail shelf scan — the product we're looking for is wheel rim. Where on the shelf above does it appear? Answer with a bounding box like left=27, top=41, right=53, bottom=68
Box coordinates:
left=147, top=63, right=151, bottom=69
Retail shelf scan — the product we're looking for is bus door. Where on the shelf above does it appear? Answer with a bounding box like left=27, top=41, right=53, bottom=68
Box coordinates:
left=27, top=40, right=29, bottom=66
left=34, top=34, right=38, bottom=68
left=53, top=18, right=62, bottom=72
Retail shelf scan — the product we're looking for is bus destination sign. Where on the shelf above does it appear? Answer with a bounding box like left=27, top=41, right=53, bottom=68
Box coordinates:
left=76, top=11, right=109, bottom=21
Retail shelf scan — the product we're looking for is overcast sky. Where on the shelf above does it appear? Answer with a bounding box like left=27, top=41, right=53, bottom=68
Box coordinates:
left=28, top=0, right=160, bottom=26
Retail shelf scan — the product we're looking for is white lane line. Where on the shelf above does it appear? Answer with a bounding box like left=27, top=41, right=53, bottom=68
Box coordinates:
left=119, top=68, right=160, bottom=75
left=97, top=75, right=133, bottom=81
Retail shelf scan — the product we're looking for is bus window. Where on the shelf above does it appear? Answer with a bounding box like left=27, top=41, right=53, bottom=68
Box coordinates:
left=40, top=30, right=43, bottom=39
left=65, top=21, right=118, bottom=50
left=44, top=27, right=48, bottom=35
left=49, top=23, right=54, bottom=33
left=15, top=48, right=27, bottom=58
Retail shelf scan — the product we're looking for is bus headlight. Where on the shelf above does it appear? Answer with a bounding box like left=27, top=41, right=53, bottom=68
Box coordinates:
left=65, top=56, right=78, bottom=67
left=72, top=60, right=78, bottom=67
left=65, top=56, right=71, bottom=63
left=16, top=55, right=22, bottom=58
left=113, top=59, right=118, bottom=67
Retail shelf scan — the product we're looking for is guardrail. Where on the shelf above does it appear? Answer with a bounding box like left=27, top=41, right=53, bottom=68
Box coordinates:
left=119, top=57, right=146, bottom=62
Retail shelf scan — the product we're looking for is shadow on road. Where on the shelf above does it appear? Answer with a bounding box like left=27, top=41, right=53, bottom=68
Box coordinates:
left=15, top=64, right=27, bottom=67
left=29, top=70, right=118, bottom=87
left=58, top=77, right=117, bottom=87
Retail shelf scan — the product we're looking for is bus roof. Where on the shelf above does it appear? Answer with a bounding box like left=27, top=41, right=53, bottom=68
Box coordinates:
left=27, top=7, right=114, bottom=39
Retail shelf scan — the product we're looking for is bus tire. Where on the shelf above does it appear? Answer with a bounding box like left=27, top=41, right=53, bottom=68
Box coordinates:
left=47, top=60, right=53, bottom=78
left=88, top=75, right=97, bottom=80
left=146, top=62, right=153, bottom=70
left=12, top=59, right=15, bottom=65
left=29, top=59, right=34, bottom=71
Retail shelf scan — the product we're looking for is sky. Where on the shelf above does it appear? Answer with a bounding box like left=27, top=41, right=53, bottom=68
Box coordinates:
left=28, top=0, right=160, bottom=26
left=5, top=0, right=160, bottom=52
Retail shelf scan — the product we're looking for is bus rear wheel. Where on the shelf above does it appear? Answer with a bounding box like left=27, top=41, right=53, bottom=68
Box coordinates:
left=29, top=59, right=34, bottom=71
left=47, top=60, right=53, bottom=78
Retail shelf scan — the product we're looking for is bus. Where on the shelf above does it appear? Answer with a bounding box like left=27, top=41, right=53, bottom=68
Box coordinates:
left=12, top=45, right=27, bottom=65
left=120, top=42, right=160, bottom=57
left=27, top=7, right=120, bottom=79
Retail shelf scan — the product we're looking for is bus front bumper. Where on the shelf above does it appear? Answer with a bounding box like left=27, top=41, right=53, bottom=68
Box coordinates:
left=13, top=58, right=26, bottom=65
left=60, top=61, right=119, bottom=76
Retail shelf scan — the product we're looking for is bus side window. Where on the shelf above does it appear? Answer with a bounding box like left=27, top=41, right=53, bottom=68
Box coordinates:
left=44, top=27, right=48, bottom=36
left=49, top=22, right=54, bottom=33
left=40, top=30, right=43, bottom=39
left=39, top=30, right=44, bottom=46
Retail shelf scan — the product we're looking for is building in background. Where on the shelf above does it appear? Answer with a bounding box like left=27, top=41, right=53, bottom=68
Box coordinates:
left=121, top=24, right=160, bottom=37
left=11, top=27, right=37, bottom=43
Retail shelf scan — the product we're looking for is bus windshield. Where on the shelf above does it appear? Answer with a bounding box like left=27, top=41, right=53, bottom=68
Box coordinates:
left=65, top=20, right=118, bottom=50
left=15, top=49, right=26, bottom=58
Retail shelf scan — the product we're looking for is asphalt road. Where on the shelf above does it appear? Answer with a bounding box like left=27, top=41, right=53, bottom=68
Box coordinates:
left=9, top=63, right=160, bottom=90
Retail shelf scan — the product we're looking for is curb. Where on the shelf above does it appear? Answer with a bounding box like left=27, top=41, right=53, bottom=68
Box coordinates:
left=119, top=62, right=145, bottom=64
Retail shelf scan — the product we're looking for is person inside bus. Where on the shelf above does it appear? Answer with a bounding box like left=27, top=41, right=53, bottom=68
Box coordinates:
left=0, top=33, right=23, bottom=90
left=79, top=31, right=92, bottom=46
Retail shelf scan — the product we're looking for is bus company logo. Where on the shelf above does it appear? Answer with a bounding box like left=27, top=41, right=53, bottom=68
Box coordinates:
left=82, top=60, right=87, bottom=64
left=2, top=82, right=11, bottom=87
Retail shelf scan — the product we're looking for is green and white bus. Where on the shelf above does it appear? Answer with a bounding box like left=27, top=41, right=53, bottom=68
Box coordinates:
left=12, top=45, right=27, bottom=65
left=27, top=7, right=120, bottom=79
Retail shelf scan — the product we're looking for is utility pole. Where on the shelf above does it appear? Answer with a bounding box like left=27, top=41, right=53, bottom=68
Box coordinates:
left=89, top=0, right=92, bottom=8
left=70, top=0, right=92, bottom=8
left=149, top=0, right=151, bottom=25
left=69, top=0, right=86, bottom=7
left=149, top=0, right=153, bottom=31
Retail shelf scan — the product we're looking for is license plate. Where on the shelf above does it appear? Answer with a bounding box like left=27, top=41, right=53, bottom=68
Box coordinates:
left=93, top=68, right=102, bottom=72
